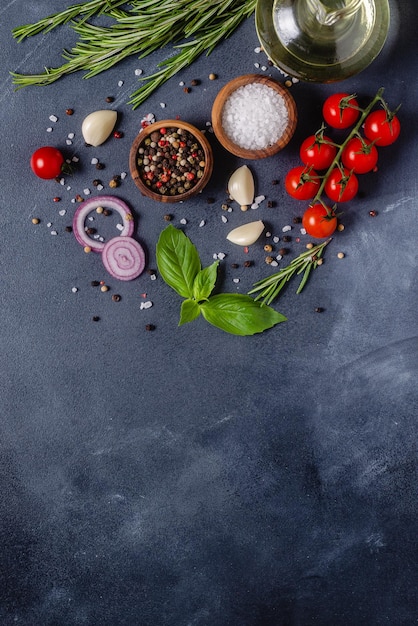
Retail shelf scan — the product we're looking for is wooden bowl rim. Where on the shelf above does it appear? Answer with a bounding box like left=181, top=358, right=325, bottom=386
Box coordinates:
left=129, top=119, right=214, bottom=203
left=211, top=74, right=297, bottom=160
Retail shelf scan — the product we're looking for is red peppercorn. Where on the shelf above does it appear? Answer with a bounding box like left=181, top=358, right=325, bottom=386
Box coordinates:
left=160, top=127, right=167, bottom=135
left=113, top=130, right=124, bottom=139
left=186, top=172, right=195, bottom=181
left=53, top=197, right=61, bottom=202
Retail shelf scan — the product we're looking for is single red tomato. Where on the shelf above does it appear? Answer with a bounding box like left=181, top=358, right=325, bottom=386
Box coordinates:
left=322, top=93, right=360, bottom=129
left=324, top=167, right=359, bottom=203
left=285, top=166, right=320, bottom=200
left=30, top=146, right=65, bottom=179
left=300, top=134, right=337, bottom=170
left=341, top=137, right=378, bottom=174
left=302, top=203, right=337, bottom=239
left=363, top=109, right=401, bottom=146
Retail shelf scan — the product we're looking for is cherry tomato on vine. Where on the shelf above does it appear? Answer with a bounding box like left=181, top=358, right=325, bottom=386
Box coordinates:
left=285, top=165, right=320, bottom=200
left=299, top=134, right=337, bottom=170
left=322, top=93, right=360, bottom=129
left=324, top=167, right=359, bottom=203
left=363, top=109, right=401, bottom=146
left=341, top=137, right=378, bottom=174
left=302, top=203, right=337, bottom=239
left=30, top=146, right=65, bottom=179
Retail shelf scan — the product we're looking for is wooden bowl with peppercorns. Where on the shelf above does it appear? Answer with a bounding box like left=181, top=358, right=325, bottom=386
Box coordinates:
left=211, top=74, right=297, bottom=159
left=129, top=120, right=213, bottom=203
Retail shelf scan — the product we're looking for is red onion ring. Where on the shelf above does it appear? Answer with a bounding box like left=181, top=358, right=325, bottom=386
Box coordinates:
left=72, top=195, right=134, bottom=252
left=102, top=236, right=146, bottom=281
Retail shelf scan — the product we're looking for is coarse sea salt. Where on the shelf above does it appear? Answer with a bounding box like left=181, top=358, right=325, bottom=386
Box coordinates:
left=221, top=83, right=289, bottom=151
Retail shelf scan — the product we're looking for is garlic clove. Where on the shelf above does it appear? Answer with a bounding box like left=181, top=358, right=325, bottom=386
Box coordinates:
left=82, top=110, right=118, bottom=147
left=227, top=165, right=255, bottom=211
left=226, top=220, right=265, bottom=246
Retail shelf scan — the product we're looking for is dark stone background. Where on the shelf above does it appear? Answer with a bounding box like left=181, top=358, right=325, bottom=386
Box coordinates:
left=1, top=1, right=417, bottom=624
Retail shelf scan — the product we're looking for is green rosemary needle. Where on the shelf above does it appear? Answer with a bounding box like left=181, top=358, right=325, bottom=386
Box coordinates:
left=11, top=0, right=257, bottom=107
left=248, top=239, right=332, bottom=306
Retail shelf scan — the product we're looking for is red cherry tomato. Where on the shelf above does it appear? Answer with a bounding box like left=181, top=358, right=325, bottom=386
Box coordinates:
left=302, top=203, right=337, bottom=239
left=342, top=137, right=378, bottom=174
left=322, top=93, right=360, bottom=129
left=285, top=166, right=320, bottom=201
left=363, top=109, right=401, bottom=146
left=324, top=167, right=359, bottom=203
left=30, top=146, right=65, bottom=179
left=299, top=134, right=337, bottom=170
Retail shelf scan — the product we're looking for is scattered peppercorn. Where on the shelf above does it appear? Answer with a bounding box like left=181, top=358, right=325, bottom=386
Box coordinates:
left=231, top=263, right=239, bottom=269
left=264, top=244, right=273, bottom=252
left=101, top=285, right=109, bottom=292
left=265, top=256, right=274, bottom=264
left=293, top=216, right=302, bottom=224
left=65, top=108, right=74, bottom=115
left=369, top=210, right=377, bottom=217
left=109, top=178, right=119, bottom=188
left=190, top=79, right=200, bottom=86
left=279, top=247, right=288, bottom=255
left=84, top=246, right=92, bottom=253
left=105, top=96, right=114, bottom=103
left=285, top=79, right=292, bottom=88
left=163, top=214, right=173, bottom=221
left=315, top=307, right=324, bottom=313
left=31, top=217, right=40, bottom=224
left=337, top=223, right=345, bottom=231
left=96, top=162, right=105, bottom=170
left=92, top=316, right=100, bottom=322
left=91, top=280, right=100, bottom=287
left=282, top=235, right=291, bottom=242
left=75, top=194, right=84, bottom=202
left=65, top=225, right=73, bottom=232
left=145, top=324, right=156, bottom=331
left=244, top=260, right=253, bottom=268
left=271, top=179, right=279, bottom=185
left=209, top=73, right=217, bottom=80
left=53, top=197, right=61, bottom=202
left=103, top=209, right=112, bottom=216
left=86, top=227, right=96, bottom=235
left=92, top=179, right=102, bottom=187
left=267, top=200, right=275, bottom=208
left=337, top=252, right=345, bottom=259
left=113, top=130, right=124, bottom=139
left=306, top=243, right=314, bottom=250
left=206, top=197, right=216, bottom=204
left=183, top=87, right=191, bottom=93
left=112, top=294, right=121, bottom=302
left=147, top=269, right=157, bottom=276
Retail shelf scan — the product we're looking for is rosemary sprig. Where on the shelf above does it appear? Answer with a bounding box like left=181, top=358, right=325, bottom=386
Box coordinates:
left=11, top=0, right=256, bottom=107
left=248, top=239, right=331, bottom=306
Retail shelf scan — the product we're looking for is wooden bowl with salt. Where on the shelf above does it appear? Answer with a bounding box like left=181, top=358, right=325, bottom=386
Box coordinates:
left=211, top=74, right=297, bottom=159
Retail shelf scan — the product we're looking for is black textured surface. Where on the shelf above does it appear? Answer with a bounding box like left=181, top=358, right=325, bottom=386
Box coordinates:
left=1, top=1, right=417, bottom=624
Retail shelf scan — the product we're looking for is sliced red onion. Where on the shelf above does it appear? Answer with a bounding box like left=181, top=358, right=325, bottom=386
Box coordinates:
left=102, top=236, right=145, bottom=281
left=72, top=195, right=134, bottom=252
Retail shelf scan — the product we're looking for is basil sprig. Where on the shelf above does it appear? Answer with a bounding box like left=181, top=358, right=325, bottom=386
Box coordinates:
left=156, top=225, right=286, bottom=336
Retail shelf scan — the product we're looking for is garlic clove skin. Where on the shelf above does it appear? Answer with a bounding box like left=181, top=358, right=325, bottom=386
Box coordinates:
left=81, top=110, right=118, bottom=147
left=226, top=220, right=265, bottom=246
left=228, top=165, right=255, bottom=210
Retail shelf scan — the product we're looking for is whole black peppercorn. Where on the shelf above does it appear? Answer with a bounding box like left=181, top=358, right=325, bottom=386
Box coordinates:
left=91, top=281, right=100, bottom=287
left=244, top=260, right=253, bottom=268
left=105, top=96, right=114, bottom=103
left=282, top=235, right=291, bottom=242
left=112, top=294, right=121, bottom=302
left=145, top=324, right=155, bottom=331
left=92, top=316, right=100, bottom=322
left=315, top=307, right=324, bottom=313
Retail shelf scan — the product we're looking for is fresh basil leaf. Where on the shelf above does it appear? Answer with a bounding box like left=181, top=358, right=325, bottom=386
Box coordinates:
left=200, top=294, right=286, bottom=336
left=156, top=225, right=201, bottom=298
left=193, top=261, right=219, bottom=301
left=179, top=299, right=201, bottom=326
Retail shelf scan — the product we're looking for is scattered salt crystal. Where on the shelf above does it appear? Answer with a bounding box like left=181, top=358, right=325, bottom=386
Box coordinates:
left=140, top=301, right=153, bottom=310
left=59, top=209, right=66, bottom=216
left=66, top=139, right=73, bottom=145
left=66, top=186, right=71, bottom=191
left=254, top=46, right=262, bottom=53
left=116, top=223, right=124, bottom=231
left=46, top=127, right=53, bottom=133
left=71, top=199, right=76, bottom=204
left=254, top=63, right=260, bottom=69
left=227, top=207, right=233, bottom=213
left=265, top=232, right=272, bottom=237
left=96, top=184, right=104, bottom=191
left=91, top=157, right=99, bottom=165
left=59, top=178, right=65, bottom=186
left=217, top=253, right=226, bottom=260
left=276, top=254, right=282, bottom=261
left=72, top=156, right=79, bottom=163
left=87, top=216, right=94, bottom=222
left=199, top=220, right=205, bottom=227
left=118, top=80, right=124, bottom=87
left=71, top=287, right=78, bottom=293
left=205, top=121, right=212, bottom=127
left=213, top=253, right=218, bottom=259
left=99, top=237, right=104, bottom=242
left=160, top=102, right=166, bottom=108
left=233, top=278, right=240, bottom=283
left=120, top=172, right=127, bottom=180
left=47, top=222, right=52, bottom=228
left=261, top=66, right=267, bottom=72
left=300, top=228, right=307, bottom=235
left=134, top=68, right=143, bottom=76
left=179, top=81, right=185, bottom=86
left=68, top=133, right=75, bottom=139
left=150, top=274, right=157, bottom=281
left=83, top=188, right=91, bottom=195
left=254, top=195, right=265, bottom=204
left=50, top=230, right=58, bottom=236
left=273, top=236, right=280, bottom=243
left=282, top=225, right=292, bottom=232
left=292, top=77, right=299, bottom=83
left=271, top=260, right=279, bottom=267
left=49, top=115, right=58, bottom=122
left=180, top=218, right=187, bottom=224
left=221, top=83, right=289, bottom=150
left=251, top=203, right=259, bottom=210
left=221, top=215, right=228, bottom=223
